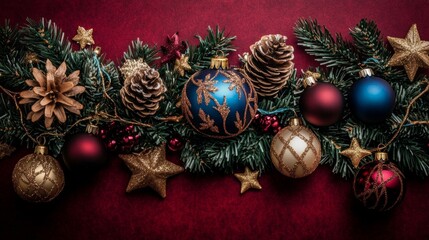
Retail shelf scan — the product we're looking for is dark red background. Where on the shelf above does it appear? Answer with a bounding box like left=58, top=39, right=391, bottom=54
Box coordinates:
left=1, top=0, right=429, bottom=239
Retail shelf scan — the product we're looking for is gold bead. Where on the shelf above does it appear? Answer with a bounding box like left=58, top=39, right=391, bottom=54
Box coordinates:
left=94, top=46, right=102, bottom=56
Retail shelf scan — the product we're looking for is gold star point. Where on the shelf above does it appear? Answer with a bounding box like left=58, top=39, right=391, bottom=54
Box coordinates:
left=174, top=54, right=192, bottom=77
left=387, top=24, right=429, bottom=81
left=234, top=167, right=262, bottom=194
left=119, top=144, right=184, bottom=198
left=72, top=26, right=95, bottom=49
left=340, top=138, right=372, bottom=168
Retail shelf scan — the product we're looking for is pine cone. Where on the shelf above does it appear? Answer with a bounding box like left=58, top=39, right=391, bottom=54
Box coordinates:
left=19, top=60, right=85, bottom=129
left=120, top=62, right=166, bottom=117
left=244, top=34, right=294, bottom=97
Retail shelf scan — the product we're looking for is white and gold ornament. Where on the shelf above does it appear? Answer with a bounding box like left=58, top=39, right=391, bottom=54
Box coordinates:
left=270, top=118, right=321, bottom=178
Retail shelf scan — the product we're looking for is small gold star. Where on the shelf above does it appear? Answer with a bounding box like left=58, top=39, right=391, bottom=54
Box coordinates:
left=387, top=24, right=429, bottom=81
left=174, top=54, right=192, bottom=77
left=119, top=144, right=184, bottom=198
left=0, top=142, right=15, bottom=159
left=340, top=138, right=372, bottom=168
left=24, top=52, right=39, bottom=64
left=234, top=167, right=262, bottom=194
left=72, top=26, right=95, bottom=49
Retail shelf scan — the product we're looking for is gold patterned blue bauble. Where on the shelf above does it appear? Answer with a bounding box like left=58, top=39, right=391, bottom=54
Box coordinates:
left=181, top=56, right=258, bottom=138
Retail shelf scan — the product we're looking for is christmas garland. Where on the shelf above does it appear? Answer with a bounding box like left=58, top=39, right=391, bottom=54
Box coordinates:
left=1, top=18, right=429, bottom=211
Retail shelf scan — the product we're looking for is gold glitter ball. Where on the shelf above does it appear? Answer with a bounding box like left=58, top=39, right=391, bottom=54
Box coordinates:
left=12, top=145, right=65, bottom=202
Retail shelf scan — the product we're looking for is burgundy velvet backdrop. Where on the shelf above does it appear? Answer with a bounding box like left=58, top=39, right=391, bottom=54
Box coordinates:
left=1, top=0, right=429, bottom=239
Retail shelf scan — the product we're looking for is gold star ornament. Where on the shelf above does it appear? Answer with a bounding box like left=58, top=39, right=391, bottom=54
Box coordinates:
left=119, top=144, right=184, bottom=198
left=387, top=24, right=429, bottom=81
left=174, top=54, right=191, bottom=77
left=0, top=142, right=15, bottom=159
left=72, top=26, right=95, bottom=49
left=340, top=138, right=372, bottom=168
left=234, top=167, right=262, bottom=194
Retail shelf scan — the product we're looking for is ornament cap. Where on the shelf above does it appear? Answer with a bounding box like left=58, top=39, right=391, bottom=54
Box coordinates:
left=303, top=71, right=320, bottom=88
left=303, top=76, right=317, bottom=88
left=86, top=123, right=99, bottom=135
left=210, top=56, right=229, bottom=69
left=34, top=145, right=48, bottom=155
left=289, top=117, right=302, bottom=126
left=374, top=151, right=389, bottom=162
left=359, top=68, right=374, bottom=78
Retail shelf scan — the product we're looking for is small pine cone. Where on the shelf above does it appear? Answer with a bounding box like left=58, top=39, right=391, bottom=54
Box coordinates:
left=244, top=34, right=294, bottom=97
left=120, top=62, right=166, bottom=117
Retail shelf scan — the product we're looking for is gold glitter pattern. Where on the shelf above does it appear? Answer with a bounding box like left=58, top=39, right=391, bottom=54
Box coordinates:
left=119, top=144, right=184, bottom=198
left=270, top=121, right=321, bottom=178
left=340, top=138, right=371, bottom=168
left=193, top=73, right=218, bottom=105
left=198, top=109, right=219, bottom=133
left=387, top=24, right=429, bottom=81
left=234, top=167, right=262, bottom=194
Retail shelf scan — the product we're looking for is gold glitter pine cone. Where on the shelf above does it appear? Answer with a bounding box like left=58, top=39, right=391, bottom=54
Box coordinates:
left=120, top=62, right=166, bottom=117
left=244, top=34, right=294, bottom=97
left=19, top=59, right=85, bottom=129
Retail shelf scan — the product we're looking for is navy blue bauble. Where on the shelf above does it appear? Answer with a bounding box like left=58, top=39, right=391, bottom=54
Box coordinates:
left=181, top=57, right=258, bottom=138
left=349, top=72, right=395, bottom=124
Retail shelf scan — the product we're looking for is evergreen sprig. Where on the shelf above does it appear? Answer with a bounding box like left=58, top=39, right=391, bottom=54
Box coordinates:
left=295, top=18, right=429, bottom=178
left=1, top=18, right=428, bottom=179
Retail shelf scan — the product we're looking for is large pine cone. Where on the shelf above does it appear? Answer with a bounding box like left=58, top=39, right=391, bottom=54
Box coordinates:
left=120, top=62, right=166, bottom=117
left=244, top=34, right=294, bottom=97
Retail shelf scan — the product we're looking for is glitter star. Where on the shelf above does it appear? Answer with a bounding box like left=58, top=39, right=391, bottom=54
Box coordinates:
left=119, top=144, right=184, bottom=198
left=387, top=24, right=429, bottom=81
left=174, top=54, right=192, bottom=77
left=72, top=26, right=95, bottom=49
left=340, top=138, right=372, bottom=168
left=234, top=167, right=262, bottom=194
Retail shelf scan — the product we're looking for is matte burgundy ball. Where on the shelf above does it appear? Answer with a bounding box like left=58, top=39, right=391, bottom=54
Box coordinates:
left=299, top=82, right=344, bottom=127
left=63, top=133, right=107, bottom=171
left=353, top=161, right=405, bottom=211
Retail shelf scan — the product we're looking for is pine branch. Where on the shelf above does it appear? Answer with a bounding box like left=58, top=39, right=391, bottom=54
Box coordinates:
left=294, top=18, right=360, bottom=71
left=188, top=26, right=236, bottom=73
left=391, top=139, right=429, bottom=177
left=20, top=18, right=72, bottom=66
left=0, top=20, right=21, bottom=61
left=349, top=19, right=407, bottom=82
left=123, top=39, right=159, bottom=66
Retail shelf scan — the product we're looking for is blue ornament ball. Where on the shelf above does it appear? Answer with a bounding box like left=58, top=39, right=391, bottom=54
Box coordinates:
left=181, top=57, right=258, bottom=138
left=349, top=70, right=395, bottom=124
